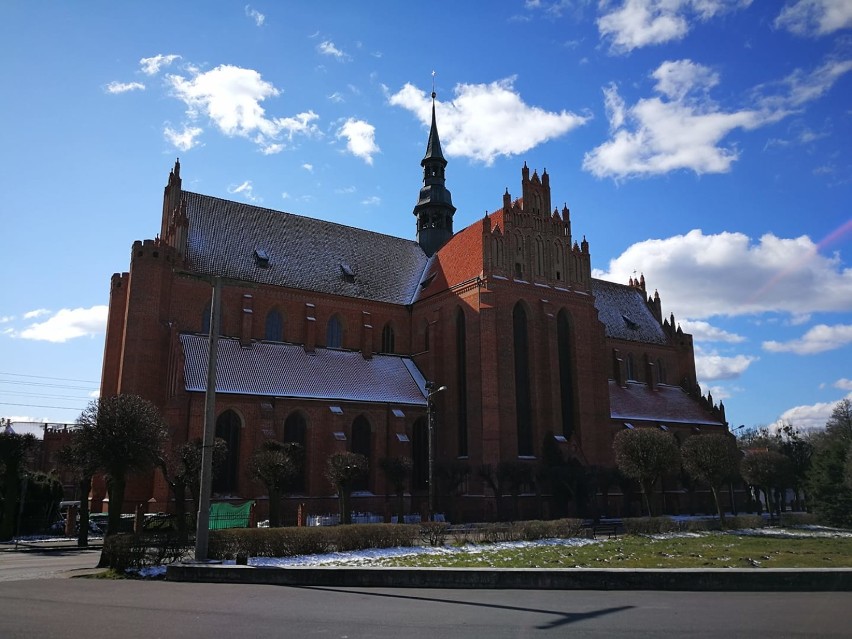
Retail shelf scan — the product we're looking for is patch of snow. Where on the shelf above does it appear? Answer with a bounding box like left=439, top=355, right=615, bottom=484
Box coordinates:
left=249, top=537, right=601, bottom=567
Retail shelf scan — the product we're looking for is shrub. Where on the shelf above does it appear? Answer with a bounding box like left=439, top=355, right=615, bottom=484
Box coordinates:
left=420, top=522, right=450, bottom=547
left=622, top=517, right=685, bottom=535
left=779, top=512, right=819, bottom=527
left=100, top=532, right=189, bottom=571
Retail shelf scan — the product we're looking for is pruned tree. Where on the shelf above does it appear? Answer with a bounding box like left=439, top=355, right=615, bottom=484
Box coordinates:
left=681, top=433, right=741, bottom=524
left=76, top=395, right=167, bottom=539
left=435, top=459, right=470, bottom=523
left=157, top=437, right=228, bottom=543
left=57, top=434, right=98, bottom=547
left=614, top=428, right=680, bottom=517
left=496, top=460, right=533, bottom=521
left=326, top=452, right=368, bottom=525
left=0, top=431, right=37, bottom=540
left=250, top=440, right=302, bottom=527
left=379, top=456, right=412, bottom=524
left=741, top=450, right=793, bottom=518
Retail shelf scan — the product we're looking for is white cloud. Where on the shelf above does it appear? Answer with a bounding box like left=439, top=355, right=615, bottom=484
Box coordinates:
left=318, top=40, right=349, bottom=60
left=139, top=54, right=181, bottom=76
left=834, top=378, right=852, bottom=391
left=228, top=180, right=259, bottom=202
left=594, top=230, right=852, bottom=319
left=23, top=309, right=50, bottom=319
left=336, top=118, right=379, bottom=164
left=584, top=60, right=773, bottom=179
left=680, top=320, right=745, bottom=343
left=775, top=0, right=852, bottom=36
left=0, top=315, right=14, bottom=324
left=328, top=92, right=344, bottom=103
left=763, top=324, right=852, bottom=354
left=361, top=196, right=381, bottom=206
left=17, top=306, right=108, bottom=343
left=302, top=163, right=314, bottom=172
left=769, top=392, right=852, bottom=432
left=105, top=81, right=145, bottom=94
left=245, top=5, right=265, bottom=26
left=584, top=57, right=851, bottom=179
left=335, top=186, right=356, bottom=194
left=389, top=78, right=589, bottom=165
left=166, top=64, right=320, bottom=152
left=261, top=143, right=284, bottom=155
left=694, top=348, right=757, bottom=381
left=597, top=0, right=751, bottom=54
left=164, top=124, right=203, bottom=151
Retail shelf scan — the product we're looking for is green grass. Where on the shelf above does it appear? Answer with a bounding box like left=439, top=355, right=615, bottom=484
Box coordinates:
left=374, top=533, right=852, bottom=569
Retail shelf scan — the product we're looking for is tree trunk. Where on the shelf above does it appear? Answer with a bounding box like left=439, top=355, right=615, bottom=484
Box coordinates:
left=77, top=475, right=92, bottom=548
left=106, top=475, right=126, bottom=537
left=641, top=480, right=654, bottom=517
left=173, top=479, right=188, bottom=545
left=396, top=489, right=405, bottom=524
left=339, top=490, right=351, bottom=525
left=268, top=487, right=281, bottom=527
left=710, top=485, right=726, bottom=525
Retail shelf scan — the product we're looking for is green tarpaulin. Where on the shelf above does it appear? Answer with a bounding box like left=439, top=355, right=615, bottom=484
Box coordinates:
left=209, top=501, right=254, bottom=530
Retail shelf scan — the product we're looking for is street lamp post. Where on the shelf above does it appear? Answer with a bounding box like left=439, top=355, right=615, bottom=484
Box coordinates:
left=425, top=381, right=447, bottom=521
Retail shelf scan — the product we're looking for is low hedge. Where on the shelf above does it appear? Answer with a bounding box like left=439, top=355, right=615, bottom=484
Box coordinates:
left=100, top=533, right=189, bottom=571
left=208, top=523, right=418, bottom=560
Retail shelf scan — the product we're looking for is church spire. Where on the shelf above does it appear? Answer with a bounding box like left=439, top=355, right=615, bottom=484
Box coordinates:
left=413, top=81, right=455, bottom=256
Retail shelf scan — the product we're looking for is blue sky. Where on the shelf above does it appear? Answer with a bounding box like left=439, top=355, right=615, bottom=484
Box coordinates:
left=1, top=1, right=850, bottom=437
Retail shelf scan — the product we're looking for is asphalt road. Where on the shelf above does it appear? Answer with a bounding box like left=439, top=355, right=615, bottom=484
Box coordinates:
left=0, top=547, right=102, bottom=581
left=0, top=577, right=850, bottom=638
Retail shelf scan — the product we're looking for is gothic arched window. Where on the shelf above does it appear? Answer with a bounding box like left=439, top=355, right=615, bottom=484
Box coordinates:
left=351, top=415, right=372, bottom=492
left=213, top=410, right=241, bottom=494
left=456, top=307, right=468, bottom=457
left=283, top=411, right=307, bottom=492
left=381, top=323, right=395, bottom=354
left=265, top=308, right=283, bottom=341
left=513, top=302, right=533, bottom=456
left=557, top=310, right=576, bottom=439
left=326, top=314, right=343, bottom=348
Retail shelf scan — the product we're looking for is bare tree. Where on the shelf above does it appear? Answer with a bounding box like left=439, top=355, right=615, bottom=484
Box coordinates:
left=681, top=433, right=741, bottom=524
left=158, top=437, right=228, bottom=543
left=614, top=428, right=680, bottom=517
left=250, top=440, right=302, bottom=527
left=57, top=435, right=98, bottom=547
left=379, top=456, right=412, bottom=524
left=741, top=450, right=793, bottom=518
left=326, top=452, right=368, bottom=524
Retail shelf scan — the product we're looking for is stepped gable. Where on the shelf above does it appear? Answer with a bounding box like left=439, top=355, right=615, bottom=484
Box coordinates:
left=592, top=279, right=667, bottom=344
left=182, top=191, right=429, bottom=305
left=609, top=381, right=725, bottom=426
left=181, top=333, right=428, bottom=405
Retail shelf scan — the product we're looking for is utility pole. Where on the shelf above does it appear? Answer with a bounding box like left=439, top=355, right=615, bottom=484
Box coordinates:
left=194, top=276, right=221, bottom=561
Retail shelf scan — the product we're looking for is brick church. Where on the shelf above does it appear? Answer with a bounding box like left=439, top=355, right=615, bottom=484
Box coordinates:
left=97, top=99, right=727, bottom=522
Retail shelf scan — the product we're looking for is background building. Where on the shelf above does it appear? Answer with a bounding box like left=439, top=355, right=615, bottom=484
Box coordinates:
left=98, top=109, right=726, bottom=522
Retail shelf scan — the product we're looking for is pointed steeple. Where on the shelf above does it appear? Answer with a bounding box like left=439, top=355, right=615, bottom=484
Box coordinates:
left=413, top=87, right=456, bottom=256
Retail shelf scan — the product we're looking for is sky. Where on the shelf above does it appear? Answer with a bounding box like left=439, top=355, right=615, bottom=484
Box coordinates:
left=1, top=1, right=850, bottom=438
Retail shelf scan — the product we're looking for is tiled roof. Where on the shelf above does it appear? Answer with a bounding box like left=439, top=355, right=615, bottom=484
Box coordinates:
left=592, top=279, right=667, bottom=344
left=181, top=333, right=428, bottom=406
left=609, top=381, right=724, bottom=426
left=182, top=192, right=429, bottom=305
left=413, top=217, right=486, bottom=302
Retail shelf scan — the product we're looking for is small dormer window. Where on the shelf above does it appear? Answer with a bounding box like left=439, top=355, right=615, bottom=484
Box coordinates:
left=420, top=273, right=437, bottom=290
left=622, top=313, right=638, bottom=330
left=254, top=249, right=270, bottom=268
left=340, top=263, right=355, bottom=282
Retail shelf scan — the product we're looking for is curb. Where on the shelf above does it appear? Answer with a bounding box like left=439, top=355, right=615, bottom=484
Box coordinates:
left=165, top=565, right=852, bottom=591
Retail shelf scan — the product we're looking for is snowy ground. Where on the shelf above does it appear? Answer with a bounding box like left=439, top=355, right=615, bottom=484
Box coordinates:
left=130, top=524, right=852, bottom=578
